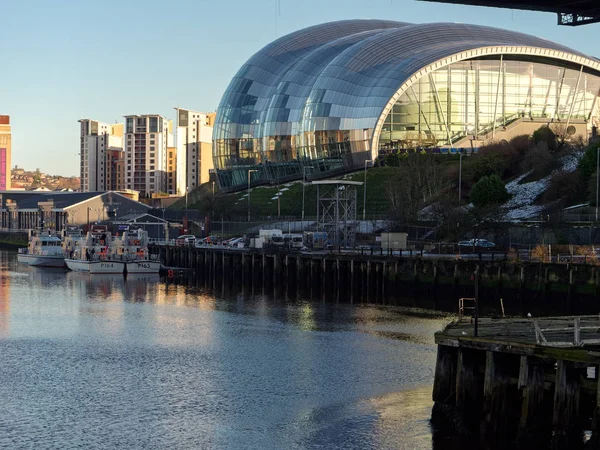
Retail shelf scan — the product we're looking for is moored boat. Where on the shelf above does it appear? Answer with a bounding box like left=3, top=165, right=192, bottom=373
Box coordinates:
left=116, top=229, right=161, bottom=274
left=65, top=227, right=125, bottom=274
left=17, top=230, right=65, bottom=267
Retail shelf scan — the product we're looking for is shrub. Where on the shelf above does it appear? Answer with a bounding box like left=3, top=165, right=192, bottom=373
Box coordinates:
left=543, top=169, right=585, bottom=206
left=532, top=126, right=558, bottom=152
left=470, top=174, right=511, bottom=207
left=579, top=142, right=600, bottom=178
left=531, top=245, right=549, bottom=262
left=520, top=142, right=558, bottom=179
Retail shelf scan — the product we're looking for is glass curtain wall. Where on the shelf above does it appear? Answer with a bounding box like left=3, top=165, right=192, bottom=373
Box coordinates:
left=379, top=58, right=600, bottom=150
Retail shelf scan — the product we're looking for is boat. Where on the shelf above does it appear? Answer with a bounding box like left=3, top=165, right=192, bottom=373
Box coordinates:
left=118, top=229, right=161, bottom=274
left=65, top=227, right=125, bottom=274
left=17, top=230, right=66, bottom=267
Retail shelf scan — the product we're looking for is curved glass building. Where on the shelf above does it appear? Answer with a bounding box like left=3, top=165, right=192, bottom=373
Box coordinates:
left=213, top=20, right=600, bottom=190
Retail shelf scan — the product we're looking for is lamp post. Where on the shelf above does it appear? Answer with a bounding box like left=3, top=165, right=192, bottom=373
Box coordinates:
left=363, top=159, right=373, bottom=220
left=596, top=147, right=600, bottom=222
left=458, top=150, right=463, bottom=204
left=301, top=166, right=314, bottom=221
left=247, top=169, right=257, bottom=222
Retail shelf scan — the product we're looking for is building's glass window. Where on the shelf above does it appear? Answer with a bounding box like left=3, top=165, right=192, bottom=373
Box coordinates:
left=149, top=117, right=158, bottom=132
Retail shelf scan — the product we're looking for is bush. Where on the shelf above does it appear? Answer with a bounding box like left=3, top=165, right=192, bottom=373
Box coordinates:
left=509, top=135, right=532, bottom=154
left=543, top=169, right=584, bottom=206
left=532, top=126, right=558, bottom=152
left=470, top=174, right=510, bottom=207
left=579, top=142, right=600, bottom=178
left=531, top=245, right=549, bottom=262
left=461, top=153, right=510, bottom=182
left=520, top=142, right=557, bottom=179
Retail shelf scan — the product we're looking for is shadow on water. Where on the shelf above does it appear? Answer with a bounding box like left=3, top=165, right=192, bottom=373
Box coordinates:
left=0, top=250, right=484, bottom=450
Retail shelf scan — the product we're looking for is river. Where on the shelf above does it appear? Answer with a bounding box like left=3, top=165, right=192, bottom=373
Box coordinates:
left=0, top=250, right=476, bottom=449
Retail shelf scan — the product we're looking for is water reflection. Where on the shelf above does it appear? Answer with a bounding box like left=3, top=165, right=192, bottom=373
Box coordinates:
left=0, top=250, right=466, bottom=449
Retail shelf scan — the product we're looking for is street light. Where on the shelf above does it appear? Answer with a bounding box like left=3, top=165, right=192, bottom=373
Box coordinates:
left=596, top=147, right=600, bottom=222
left=458, top=149, right=463, bottom=204
left=248, top=169, right=258, bottom=222
left=302, top=166, right=314, bottom=221
left=363, top=159, right=373, bottom=220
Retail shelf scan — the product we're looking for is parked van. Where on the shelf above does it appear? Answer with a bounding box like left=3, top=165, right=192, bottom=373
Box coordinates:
left=284, top=233, right=304, bottom=249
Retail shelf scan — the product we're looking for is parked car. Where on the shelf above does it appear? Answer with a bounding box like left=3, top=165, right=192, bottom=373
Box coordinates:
left=458, top=239, right=495, bottom=248
left=226, top=237, right=244, bottom=248
left=176, top=235, right=197, bottom=245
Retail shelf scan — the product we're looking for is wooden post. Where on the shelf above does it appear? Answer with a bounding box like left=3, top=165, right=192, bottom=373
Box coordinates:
left=432, top=345, right=458, bottom=406
left=516, top=356, right=550, bottom=449
left=382, top=261, right=386, bottom=302
left=262, top=253, right=266, bottom=288
left=375, top=262, right=380, bottom=301
left=481, top=352, right=519, bottom=445
left=350, top=258, right=355, bottom=303
left=336, top=258, right=340, bottom=303
left=551, top=360, right=581, bottom=450
left=456, top=348, right=484, bottom=432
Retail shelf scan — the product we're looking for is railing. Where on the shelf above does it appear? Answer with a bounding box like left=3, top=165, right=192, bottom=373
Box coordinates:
left=532, top=317, right=600, bottom=347
left=459, top=297, right=475, bottom=321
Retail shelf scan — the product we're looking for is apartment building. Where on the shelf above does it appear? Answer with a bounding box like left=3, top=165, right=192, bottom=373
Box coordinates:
left=167, top=146, right=177, bottom=194
left=124, top=114, right=173, bottom=197
left=0, top=115, right=12, bottom=190
left=79, top=120, right=124, bottom=192
left=175, top=108, right=215, bottom=195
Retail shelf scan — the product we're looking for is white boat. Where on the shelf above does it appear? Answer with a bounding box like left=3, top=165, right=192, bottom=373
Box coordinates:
left=125, top=260, right=161, bottom=274
left=65, top=227, right=125, bottom=274
left=17, top=231, right=65, bottom=267
left=65, top=259, right=125, bottom=274
left=115, top=229, right=161, bottom=274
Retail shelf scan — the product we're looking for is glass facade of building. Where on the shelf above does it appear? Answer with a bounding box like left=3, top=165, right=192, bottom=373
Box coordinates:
left=380, top=58, right=600, bottom=149
left=214, top=21, right=600, bottom=191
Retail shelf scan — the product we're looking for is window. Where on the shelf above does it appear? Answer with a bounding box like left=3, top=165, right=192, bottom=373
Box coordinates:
left=150, top=140, right=155, bottom=145
left=150, top=146, right=155, bottom=151
left=149, top=117, right=158, bottom=132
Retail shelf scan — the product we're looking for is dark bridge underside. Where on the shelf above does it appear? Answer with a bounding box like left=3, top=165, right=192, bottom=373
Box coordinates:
left=419, top=0, right=600, bottom=25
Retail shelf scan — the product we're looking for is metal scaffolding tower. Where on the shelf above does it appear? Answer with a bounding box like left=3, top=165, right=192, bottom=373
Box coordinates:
left=313, top=180, right=362, bottom=248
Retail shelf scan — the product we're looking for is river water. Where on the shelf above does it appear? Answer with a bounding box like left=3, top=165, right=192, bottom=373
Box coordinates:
left=0, top=250, right=472, bottom=449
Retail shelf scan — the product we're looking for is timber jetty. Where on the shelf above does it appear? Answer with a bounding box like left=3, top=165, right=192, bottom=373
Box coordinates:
left=433, top=316, right=600, bottom=449
left=151, top=245, right=600, bottom=314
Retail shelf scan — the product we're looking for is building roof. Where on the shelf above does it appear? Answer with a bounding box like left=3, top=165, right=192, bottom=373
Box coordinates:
left=1, top=191, right=150, bottom=211
left=419, top=1, right=600, bottom=25
left=214, top=20, right=600, bottom=151
left=115, top=213, right=166, bottom=223
left=14, top=192, right=103, bottom=210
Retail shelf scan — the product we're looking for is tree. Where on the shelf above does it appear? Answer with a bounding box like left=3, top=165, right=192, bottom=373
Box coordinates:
left=579, top=142, right=600, bottom=179
left=470, top=174, right=510, bottom=208
left=519, top=142, right=557, bottom=179
left=384, top=153, right=446, bottom=224
left=532, top=126, right=558, bottom=152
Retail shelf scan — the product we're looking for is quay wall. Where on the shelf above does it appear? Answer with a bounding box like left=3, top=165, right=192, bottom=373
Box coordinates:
left=151, top=246, right=600, bottom=315
left=0, top=231, right=28, bottom=249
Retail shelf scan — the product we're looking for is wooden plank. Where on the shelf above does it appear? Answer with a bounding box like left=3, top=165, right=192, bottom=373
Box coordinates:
left=517, top=357, right=551, bottom=449
left=551, top=360, right=582, bottom=450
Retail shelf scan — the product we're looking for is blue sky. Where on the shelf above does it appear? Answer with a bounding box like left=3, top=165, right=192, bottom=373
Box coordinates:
left=2, top=0, right=599, bottom=176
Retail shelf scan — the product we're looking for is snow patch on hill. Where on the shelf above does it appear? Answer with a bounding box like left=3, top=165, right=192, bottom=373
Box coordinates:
left=503, top=151, right=583, bottom=220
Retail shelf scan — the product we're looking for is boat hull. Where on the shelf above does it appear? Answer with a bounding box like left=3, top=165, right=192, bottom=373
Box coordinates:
left=65, top=259, right=125, bottom=274
left=17, top=253, right=65, bottom=268
left=125, top=260, right=161, bottom=274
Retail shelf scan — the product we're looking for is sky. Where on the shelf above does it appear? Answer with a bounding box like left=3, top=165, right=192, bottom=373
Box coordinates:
left=2, top=0, right=600, bottom=177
